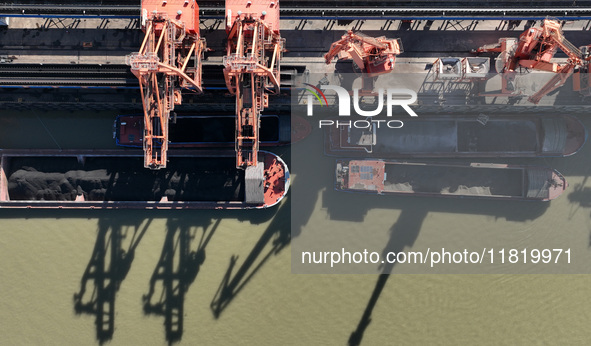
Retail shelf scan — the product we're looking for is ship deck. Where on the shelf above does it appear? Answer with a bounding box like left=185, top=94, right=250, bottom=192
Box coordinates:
left=0, top=149, right=289, bottom=209
left=381, top=162, right=524, bottom=197
left=328, top=115, right=586, bottom=158
left=341, top=160, right=567, bottom=200
left=6, top=156, right=246, bottom=202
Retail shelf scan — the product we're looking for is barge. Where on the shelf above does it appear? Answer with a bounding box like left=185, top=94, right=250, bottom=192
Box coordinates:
left=335, top=159, right=567, bottom=201
left=115, top=113, right=311, bottom=147
left=325, top=115, right=586, bottom=158
left=0, top=150, right=289, bottom=209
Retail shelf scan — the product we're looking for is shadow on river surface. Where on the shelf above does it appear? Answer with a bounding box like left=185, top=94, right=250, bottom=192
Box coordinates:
left=210, top=193, right=291, bottom=318
left=349, top=208, right=427, bottom=346
left=73, top=215, right=150, bottom=343
left=0, top=207, right=279, bottom=343
left=142, top=217, right=219, bottom=343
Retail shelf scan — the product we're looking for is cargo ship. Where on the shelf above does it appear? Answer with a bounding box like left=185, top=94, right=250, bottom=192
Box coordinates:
left=325, top=115, right=586, bottom=158
left=335, top=159, right=567, bottom=201
left=0, top=150, right=289, bottom=209
left=115, top=113, right=311, bottom=148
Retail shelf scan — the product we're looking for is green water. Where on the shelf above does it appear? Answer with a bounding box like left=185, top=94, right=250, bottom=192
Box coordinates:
left=1, top=110, right=591, bottom=344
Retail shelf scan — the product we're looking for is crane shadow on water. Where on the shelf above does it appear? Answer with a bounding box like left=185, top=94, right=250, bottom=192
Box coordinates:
left=207, top=147, right=293, bottom=319
left=566, top=176, right=591, bottom=247
left=316, top=163, right=551, bottom=346
left=73, top=213, right=151, bottom=344
left=348, top=208, right=427, bottom=346
left=142, top=216, right=220, bottom=343
left=210, top=193, right=291, bottom=318
left=65, top=208, right=273, bottom=344
left=329, top=190, right=549, bottom=346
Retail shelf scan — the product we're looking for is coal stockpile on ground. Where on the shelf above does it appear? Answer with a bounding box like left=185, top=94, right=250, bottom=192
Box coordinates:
left=7, top=156, right=244, bottom=202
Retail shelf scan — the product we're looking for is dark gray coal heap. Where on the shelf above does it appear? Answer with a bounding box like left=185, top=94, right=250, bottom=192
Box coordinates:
left=7, top=157, right=245, bottom=202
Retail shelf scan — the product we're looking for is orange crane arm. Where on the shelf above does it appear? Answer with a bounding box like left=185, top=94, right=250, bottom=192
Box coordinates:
left=523, top=20, right=584, bottom=103
left=224, top=0, right=284, bottom=169
left=324, top=30, right=402, bottom=77
left=527, top=63, right=577, bottom=104
left=127, top=0, right=205, bottom=169
left=476, top=19, right=587, bottom=102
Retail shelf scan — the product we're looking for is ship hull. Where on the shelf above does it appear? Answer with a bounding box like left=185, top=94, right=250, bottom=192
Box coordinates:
left=0, top=149, right=289, bottom=209
left=325, top=115, right=586, bottom=158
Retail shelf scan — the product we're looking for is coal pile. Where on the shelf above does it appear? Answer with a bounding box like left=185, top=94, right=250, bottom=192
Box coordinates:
left=7, top=156, right=245, bottom=202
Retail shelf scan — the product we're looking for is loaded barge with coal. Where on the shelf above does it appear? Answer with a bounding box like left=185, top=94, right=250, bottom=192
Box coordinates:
left=326, top=115, right=586, bottom=158
left=335, top=159, right=567, bottom=201
left=0, top=150, right=289, bottom=209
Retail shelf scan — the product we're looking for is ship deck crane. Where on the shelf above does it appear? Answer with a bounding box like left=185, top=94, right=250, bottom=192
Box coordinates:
left=224, top=0, right=284, bottom=169
left=324, top=30, right=402, bottom=91
left=476, top=19, right=589, bottom=103
left=126, top=0, right=205, bottom=169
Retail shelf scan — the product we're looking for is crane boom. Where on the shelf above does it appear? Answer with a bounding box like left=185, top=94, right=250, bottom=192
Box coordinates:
left=224, top=0, right=283, bottom=168
left=324, top=30, right=402, bottom=77
left=127, top=0, right=205, bottom=169
left=477, top=19, right=587, bottom=103
left=527, top=62, right=577, bottom=104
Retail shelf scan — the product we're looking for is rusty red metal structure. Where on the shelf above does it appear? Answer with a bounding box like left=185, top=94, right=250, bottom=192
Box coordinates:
left=324, top=30, right=402, bottom=77
left=477, top=19, right=590, bottom=103
left=126, top=0, right=206, bottom=169
left=223, top=0, right=284, bottom=169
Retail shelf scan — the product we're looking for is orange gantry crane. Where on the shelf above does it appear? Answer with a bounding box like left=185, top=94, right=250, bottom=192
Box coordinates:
left=126, top=0, right=206, bottom=169
left=324, top=30, right=403, bottom=78
left=224, top=0, right=284, bottom=168
left=476, top=19, right=590, bottom=103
